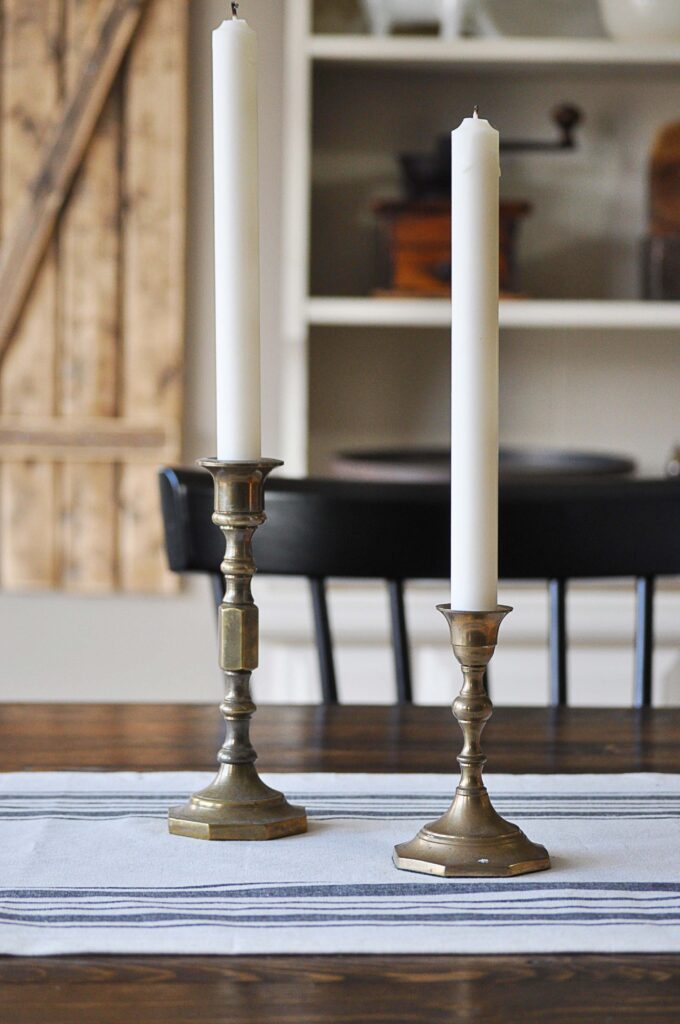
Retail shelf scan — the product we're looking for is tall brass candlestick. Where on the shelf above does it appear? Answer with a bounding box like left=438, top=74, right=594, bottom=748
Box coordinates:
left=394, top=605, right=550, bottom=876
left=168, top=458, right=307, bottom=841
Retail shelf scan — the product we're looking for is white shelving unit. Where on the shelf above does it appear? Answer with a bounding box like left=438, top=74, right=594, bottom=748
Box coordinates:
left=306, top=297, right=680, bottom=330
left=308, top=34, right=680, bottom=71
left=280, top=0, right=680, bottom=475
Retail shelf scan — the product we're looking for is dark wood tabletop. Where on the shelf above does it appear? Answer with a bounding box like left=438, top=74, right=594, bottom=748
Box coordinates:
left=1, top=702, right=680, bottom=1024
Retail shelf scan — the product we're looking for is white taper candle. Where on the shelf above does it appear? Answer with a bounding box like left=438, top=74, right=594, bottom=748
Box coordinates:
left=213, top=4, right=261, bottom=460
left=450, top=110, right=500, bottom=611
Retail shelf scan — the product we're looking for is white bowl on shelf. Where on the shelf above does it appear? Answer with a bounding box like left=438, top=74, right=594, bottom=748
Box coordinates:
left=598, top=0, right=680, bottom=42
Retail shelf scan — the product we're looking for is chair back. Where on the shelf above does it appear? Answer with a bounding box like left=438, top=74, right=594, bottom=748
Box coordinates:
left=160, top=469, right=680, bottom=706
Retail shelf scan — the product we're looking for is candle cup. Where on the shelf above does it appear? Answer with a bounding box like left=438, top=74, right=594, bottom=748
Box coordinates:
left=393, top=605, right=550, bottom=876
left=168, top=458, right=307, bottom=841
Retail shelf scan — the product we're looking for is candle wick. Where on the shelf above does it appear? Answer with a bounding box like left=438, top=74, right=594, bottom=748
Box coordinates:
left=231, top=1, right=239, bottom=18
left=473, top=105, right=480, bottom=119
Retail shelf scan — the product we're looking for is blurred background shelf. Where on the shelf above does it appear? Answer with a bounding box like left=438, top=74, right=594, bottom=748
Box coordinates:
left=281, top=0, right=680, bottom=480
left=306, top=298, right=680, bottom=331
left=308, top=35, right=680, bottom=72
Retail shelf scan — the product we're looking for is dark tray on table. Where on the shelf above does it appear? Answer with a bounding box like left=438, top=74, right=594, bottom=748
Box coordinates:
left=332, top=446, right=636, bottom=484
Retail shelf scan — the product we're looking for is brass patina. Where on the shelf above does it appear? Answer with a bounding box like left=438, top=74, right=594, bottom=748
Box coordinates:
left=168, top=458, right=307, bottom=841
left=393, top=605, right=550, bottom=877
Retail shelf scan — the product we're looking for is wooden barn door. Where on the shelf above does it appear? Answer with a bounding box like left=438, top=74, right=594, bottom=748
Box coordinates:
left=0, top=0, right=186, bottom=593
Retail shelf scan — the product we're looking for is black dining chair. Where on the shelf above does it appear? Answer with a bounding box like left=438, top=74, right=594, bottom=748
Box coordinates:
left=159, top=469, right=680, bottom=707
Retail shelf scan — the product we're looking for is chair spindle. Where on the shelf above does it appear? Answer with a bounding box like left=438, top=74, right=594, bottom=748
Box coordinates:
left=634, top=576, right=655, bottom=708
left=387, top=579, right=413, bottom=704
left=549, top=578, right=568, bottom=706
left=309, top=578, right=338, bottom=704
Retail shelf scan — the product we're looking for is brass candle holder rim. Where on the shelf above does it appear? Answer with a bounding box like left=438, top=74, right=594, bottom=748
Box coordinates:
left=198, top=456, right=284, bottom=469
left=436, top=602, right=513, bottom=615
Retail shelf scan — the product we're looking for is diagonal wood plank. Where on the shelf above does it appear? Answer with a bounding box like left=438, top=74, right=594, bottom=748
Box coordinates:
left=0, top=0, right=148, bottom=360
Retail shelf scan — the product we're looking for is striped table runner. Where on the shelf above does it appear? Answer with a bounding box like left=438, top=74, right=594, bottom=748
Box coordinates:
left=1, top=771, right=680, bottom=955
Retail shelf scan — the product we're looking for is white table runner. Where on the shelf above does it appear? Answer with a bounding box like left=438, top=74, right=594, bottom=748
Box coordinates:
left=2, top=771, right=680, bottom=955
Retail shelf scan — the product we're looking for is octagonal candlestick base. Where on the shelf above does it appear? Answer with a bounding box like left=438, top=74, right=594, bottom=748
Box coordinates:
left=168, top=458, right=307, bottom=841
left=393, top=605, right=550, bottom=877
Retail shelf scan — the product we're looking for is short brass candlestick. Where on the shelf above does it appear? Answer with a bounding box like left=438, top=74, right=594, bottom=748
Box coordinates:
left=394, top=605, right=550, bottom=876
left=168, top=458, right=307, bottom=841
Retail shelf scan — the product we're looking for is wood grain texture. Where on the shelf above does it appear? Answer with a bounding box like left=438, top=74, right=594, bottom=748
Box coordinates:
left=0, top=0, right=147, bottom=353
left=1, top=954, right=680, bottom=1024
left=59, top=0, right=120, bottom=591
left=0, top=0, right=186, bottom=595
left=119, top=0, right=186, bottom=593
left=0, top=704, right=679, bottom=1023
left=0, top=416, right=177, bottom=460
left=0, top=703, right=678, bottom=773
left=0, top=0, right=61, bottom=588
left=58, top=463, right=117, bottom=587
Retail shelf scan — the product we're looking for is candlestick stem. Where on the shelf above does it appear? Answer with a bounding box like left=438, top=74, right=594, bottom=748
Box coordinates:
left=393, top=605, right=550, bottom=876
left=168, top=458, right=307, bottom=841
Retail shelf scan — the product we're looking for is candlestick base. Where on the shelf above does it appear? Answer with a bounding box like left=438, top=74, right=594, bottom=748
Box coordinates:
left=393, top=605, right=550, bottom=877
left=167, top=458, right=307, bottom=842
left=168, top=765, right=307, bottom=841
left=392, top=799, right=550, bottom=878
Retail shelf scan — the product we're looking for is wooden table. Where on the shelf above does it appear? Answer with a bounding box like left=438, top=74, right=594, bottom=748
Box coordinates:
left=1, top=703, right=680, bottom=1024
